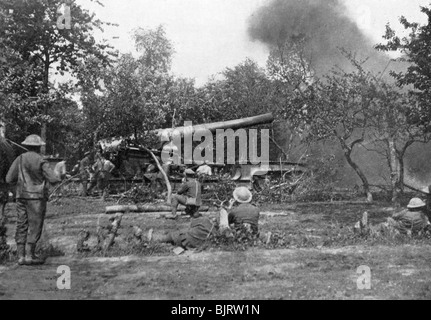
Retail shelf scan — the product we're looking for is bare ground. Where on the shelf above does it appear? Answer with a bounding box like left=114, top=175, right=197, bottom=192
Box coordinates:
left=1, top=197, right=431, bottom=300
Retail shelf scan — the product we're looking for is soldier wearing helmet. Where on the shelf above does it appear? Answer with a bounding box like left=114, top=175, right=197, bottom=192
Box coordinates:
left=166, top=169, right=202, bottom=220
left=218, top=187, right=260, bottom=235
left=6, top=134, right=63, bottom=266
left=355, top=197, right=431, bottom=236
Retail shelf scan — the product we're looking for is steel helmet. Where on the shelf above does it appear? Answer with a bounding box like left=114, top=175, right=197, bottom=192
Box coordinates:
left=407, top=198, right=426, bottom=209
left=233, top=187, right=253, bottom=204
left=22, top=134, right=46, bottom=147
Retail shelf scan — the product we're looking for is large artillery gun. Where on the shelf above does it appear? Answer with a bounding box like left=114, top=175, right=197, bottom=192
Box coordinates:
left=94, top=113, right=306, bottom=193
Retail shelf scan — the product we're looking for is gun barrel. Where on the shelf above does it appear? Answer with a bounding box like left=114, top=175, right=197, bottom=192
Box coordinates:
left=157, top=113, right=274, bottom=138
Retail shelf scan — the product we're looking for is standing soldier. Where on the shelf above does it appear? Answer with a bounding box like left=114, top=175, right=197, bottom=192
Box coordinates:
left=79, top=151, right=92, bottom=197
left=89, top=153, right=115, bottom=201
left=87, top=152, right=101, bottom=196
left=6, top=135, right=63, bottom=266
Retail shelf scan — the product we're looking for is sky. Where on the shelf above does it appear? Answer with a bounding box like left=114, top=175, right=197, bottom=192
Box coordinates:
left=78, top=0, right=431, bottom=86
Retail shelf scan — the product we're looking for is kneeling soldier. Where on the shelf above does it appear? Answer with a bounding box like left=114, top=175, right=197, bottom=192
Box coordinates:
left=166, top=169, right=202, bottom=220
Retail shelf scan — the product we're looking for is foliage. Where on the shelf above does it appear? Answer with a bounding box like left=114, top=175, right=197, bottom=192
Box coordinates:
left=376, top=5, right=431, bottom=112
left=116, top=183, right=160, bottom=204
left=0, top=0, right=116, bottom=152
left=76, top=26, right=183, bottom=148
left=133, top=25, right=175, bottom=74
left=299, top=54, right=383, bottom=201
left=207, top=226, right=260, bottom=252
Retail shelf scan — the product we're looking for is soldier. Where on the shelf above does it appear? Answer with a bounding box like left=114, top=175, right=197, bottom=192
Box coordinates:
left=79, top=151, right=92, bottom=197
left=146, top=204, right=214, bottom=250
left=218, top=187, right=260, bottom=235
left=87, top=152, right=101, bottom=196
left=196, top=160, right=212, bottom=184
left=91, top=153, right=115, bottom=200
left=166, top=169, right=202, bottom=220
left=355, top=198, right=431, bottom=236
left=6, top=135, right=63, bottom=265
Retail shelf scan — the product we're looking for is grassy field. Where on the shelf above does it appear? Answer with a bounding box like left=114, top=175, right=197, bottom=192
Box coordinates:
left=1, top=197, right=431, bottom=300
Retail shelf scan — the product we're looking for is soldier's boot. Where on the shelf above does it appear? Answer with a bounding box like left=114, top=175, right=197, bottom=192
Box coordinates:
left=25, top=244, right=45, bottom=265
left=17, top=244, right=27, bottom=266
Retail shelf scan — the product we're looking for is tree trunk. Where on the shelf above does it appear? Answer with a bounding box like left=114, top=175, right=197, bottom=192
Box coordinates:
left=387, top=138, right=401, bottom=204
left=41, top=121, right=47, bottom=155
left=340, top=141, right=373, bottom=202
left=0, top=120, right=5, bottom=139
left=142, top=147, right=172, bottom=204
left=398, top=155, right=405, bottom=193
left=93, top=124, right=102, bottom=150
left=41, top=51, right=50, bottom=155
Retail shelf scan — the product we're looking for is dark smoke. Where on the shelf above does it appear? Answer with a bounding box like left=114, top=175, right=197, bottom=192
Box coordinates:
left=247, top=0, right=390, bottom=76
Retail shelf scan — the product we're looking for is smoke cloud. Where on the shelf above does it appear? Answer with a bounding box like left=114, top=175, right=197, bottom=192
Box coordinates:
left=247, top=0, right=390, bottom=75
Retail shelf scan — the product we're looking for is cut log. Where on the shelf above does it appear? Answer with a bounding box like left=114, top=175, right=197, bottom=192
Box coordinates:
left=105, top=204, right=209, bottom=214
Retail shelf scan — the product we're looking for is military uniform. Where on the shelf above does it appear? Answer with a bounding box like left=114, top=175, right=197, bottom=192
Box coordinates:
left=218, top=187, right=260, bottom=235
left=228, top=203, right=260, bottom=234
left=356, top=198, right=431, bottom=236
left=94, top=157, right=115, bottom=199
left=169, top=215, right=214, bottom=249
left=6, top=135, right=61, bottom=265
left=391, top=209, right=429, bottom=234
left=88, top=156, right=115, bottom=199
left=170, top=172, right=202, bottom=218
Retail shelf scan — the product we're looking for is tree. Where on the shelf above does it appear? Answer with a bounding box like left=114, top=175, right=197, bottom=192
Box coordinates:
left=1, top=0, right=116, bottom=153
left=265, top=38, right=316, bottom=162
left=133, top=25, right=175, bottom=74
left=375, top=4, right=431, bottom=201
left=376, top=5, right=431, bottom=126
left=305, top=58, right=376, bottom=202
left=76, top=26, right=177, bottom=146
left=366, top=79, right=431, bottom=203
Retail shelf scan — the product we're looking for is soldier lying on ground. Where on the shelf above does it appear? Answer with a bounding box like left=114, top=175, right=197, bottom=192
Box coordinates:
left=355, top=198, right=431, bottom=236
left=218, top=187, right=260, bottom=235
left=145, top=206, right=215, bottom=250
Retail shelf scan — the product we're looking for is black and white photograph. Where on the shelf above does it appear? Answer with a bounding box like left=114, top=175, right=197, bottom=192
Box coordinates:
left=1, top=0, right=431, bottom=302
